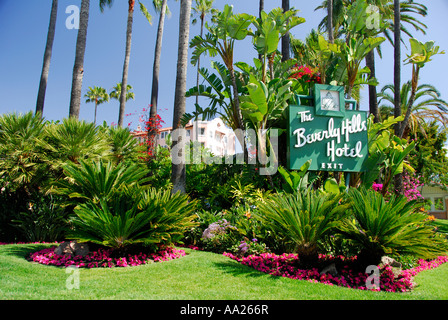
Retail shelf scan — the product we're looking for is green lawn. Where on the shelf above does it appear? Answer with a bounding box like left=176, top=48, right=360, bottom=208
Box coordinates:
left=1, top=243, right=448, bottom=300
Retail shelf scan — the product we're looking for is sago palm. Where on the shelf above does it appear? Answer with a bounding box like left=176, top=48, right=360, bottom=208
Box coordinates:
left=255, top=189, right=349, bottom=267
left=68, top=185, right=197, bottom=250
left=340, top=188, right=448, bottom=267
left=56, top=159, right=149, bottom=205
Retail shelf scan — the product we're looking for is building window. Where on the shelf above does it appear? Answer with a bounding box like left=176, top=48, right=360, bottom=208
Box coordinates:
left=434, top=197, right=445, bottom=211
left=424, top=195, right=446, bottom=212
left=186, top=130, right=191, bottom=137
left=200, top=128, right=205, bottom=136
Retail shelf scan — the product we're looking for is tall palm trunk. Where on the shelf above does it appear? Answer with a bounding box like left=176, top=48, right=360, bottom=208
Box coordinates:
left=366, top=50, right=379, bottom=122
left=36, top=0, right=58, bottom=117
left=258, top=0, right=264, bottom=62
left=147, top=0, right=167, bottom=155
left=393, top=0, right=403, bottom=194
left=225, top=52, right=247, bottom=163
left=118, top=0, right=135, bottom=127
left=281, top=0, right=290, bottom=61
left=195, top=12, right=205, bottom=107
left=327, top=0, right=334, bottom=44
left=69, top=0, right=90, bottom=119
left=171, top=0, right=192, bottom=194
left=94, top=101, right=98, bottom=125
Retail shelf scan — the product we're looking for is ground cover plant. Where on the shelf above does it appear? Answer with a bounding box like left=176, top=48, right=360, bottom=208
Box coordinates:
left=2, top=243, right=448, bottom=300
left=2, top=1, right=448, bottom=301
left=223, top=252, right=448, bottom=293
left=29, top=245, right=186, bottom=268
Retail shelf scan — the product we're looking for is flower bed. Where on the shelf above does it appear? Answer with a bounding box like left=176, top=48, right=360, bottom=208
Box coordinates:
left=223, top=252, right=448, bottom=293
left=29, top=246, right=186, bottom=268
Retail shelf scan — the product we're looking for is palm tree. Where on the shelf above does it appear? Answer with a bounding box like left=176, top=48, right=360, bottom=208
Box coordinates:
left=171, top=0, right=192, bottom=194
left=327, top=0, right=334, bottom=44
left=69, top=0, right=91, bottom=119
left=281, top=0, right=290, bottom=61
left=393, top=0, right=402, bottom=135
left=85, top=86, right=110, bottom=124
left=100, top=0, right=136, bottom=127
left=110, top=83, right=135, bottom=102
left=119, top=1, right=136, bottom=127
left=190, top=5, right=254, bottom=160
left=36, top=0, right=58, bottom=117
left=146, top=0, right=168, bottom=157
left=379, top=82, right=448, bottom=138
left=398, top=39, right=445, bottom=138
left=316, top=0, right=428, bottom=122
left=192, top=0, right=214, bottom=107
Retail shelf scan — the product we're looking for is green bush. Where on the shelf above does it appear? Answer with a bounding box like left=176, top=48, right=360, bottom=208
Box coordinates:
left=69, top=186, right=198, bottom=250
left=0, top=113, right=153, bottom=243
left=55, top=159, right=149, bottom=206
left=200, top=219, right=240, bottom=253
left=11, top=194, right=69, bottom=242
left=255, top=189, right=349, bottom=267
left=339, top=188, right=448, bottom=267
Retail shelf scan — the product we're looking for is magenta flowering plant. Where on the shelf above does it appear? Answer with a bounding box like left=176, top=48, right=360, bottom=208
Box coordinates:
left=201, top=219, right=240, bottom=253
left=223, top=251, right=448, bottom=293
left=402, top=171, right=424, bottom=201
left=29, top=246, right=186, bottom=268
left=229, top=237, right=270, bottom=258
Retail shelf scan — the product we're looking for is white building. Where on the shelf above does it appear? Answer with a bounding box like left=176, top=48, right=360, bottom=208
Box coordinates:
left=132, top=118, right=236, bottom=157
left=420, top=183, right=448, bottom=219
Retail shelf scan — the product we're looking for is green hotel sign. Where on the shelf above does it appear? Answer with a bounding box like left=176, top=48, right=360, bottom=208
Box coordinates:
left=287, top=84, right=368, bottom=172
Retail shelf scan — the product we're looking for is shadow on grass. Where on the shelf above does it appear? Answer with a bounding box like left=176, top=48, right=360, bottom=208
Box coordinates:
left=0, top=243, right=56, bottom=260
left=213, top=258, right=282, bottom=281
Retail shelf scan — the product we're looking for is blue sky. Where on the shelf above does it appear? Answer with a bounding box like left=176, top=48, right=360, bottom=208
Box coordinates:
left=0, top=0, right=447, bottom=131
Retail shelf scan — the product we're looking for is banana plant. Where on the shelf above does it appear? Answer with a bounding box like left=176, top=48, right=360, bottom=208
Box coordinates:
left=360, top=114, right=415, bottom=194
left=250, top=7, right=305, bottom=82
left=330, top=35, right=385, bottom=100
left=239, top=74, right=294, bottom=169
left=398, top=38, right=445, bottom=137
left=277, top=160, right=311, bottom=193
left=190, top=4, right=254, bottom=135
left=183, top=61, right=247, bottom=149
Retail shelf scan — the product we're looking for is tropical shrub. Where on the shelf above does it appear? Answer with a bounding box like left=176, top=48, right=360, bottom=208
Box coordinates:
left=145, top=145, right=172, bottom=189
left=11, top=194, right=69, bottom=242
left=200, top=219, right=239, bottom=253
left=104, top=125, right=145, bottom=164
left=56, top=159, right=149, bottom=205
left=228, top=238, right=270, bottom=258
left=69, top=186, right=198, bottom=251
left=0, top=112, right=48, bottom=193
left=42, top=117, right=111, bottom=171
left=339, top=188, right=448, bottom=268
left=255, top=189, right=350, bottom=267
left=0, top=112, right=55, bottom=242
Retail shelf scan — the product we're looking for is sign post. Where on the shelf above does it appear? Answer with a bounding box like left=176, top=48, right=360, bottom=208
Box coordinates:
left=287, top=84, right=368, bottom=173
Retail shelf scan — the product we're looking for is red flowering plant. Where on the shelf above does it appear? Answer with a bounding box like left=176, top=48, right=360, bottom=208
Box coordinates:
left=223, top=252, right=448, bottom=293
left=289, top=65, right=322, bottom=97
left=125, top=106, right=165, bottom=160
left=145, top=113, right=164, bottom=159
